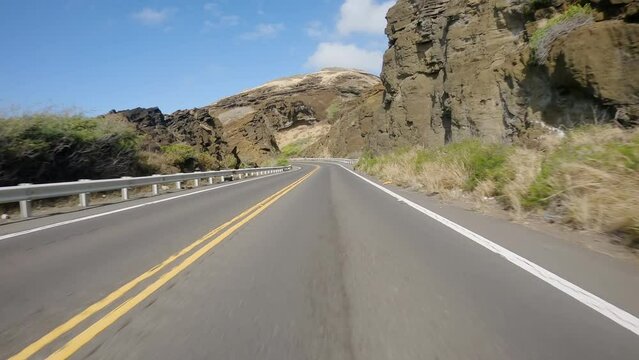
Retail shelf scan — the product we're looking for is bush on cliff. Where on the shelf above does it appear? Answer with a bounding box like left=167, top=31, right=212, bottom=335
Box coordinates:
left=530, top=4, right=595, bottom=64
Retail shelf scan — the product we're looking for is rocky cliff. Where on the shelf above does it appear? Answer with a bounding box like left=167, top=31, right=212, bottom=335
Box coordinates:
left=207, top=68, right=381, bottom=164
left=103, top=1, right=638, bottom=164
left=359, top=0, right=639, bottom=152
left=104, top=69, right=381, bottom=167
left=104, top=107, right=235, bottom=170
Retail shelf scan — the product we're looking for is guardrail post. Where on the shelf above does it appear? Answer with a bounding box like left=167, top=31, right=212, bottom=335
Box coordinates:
left=208, top=176, right=214, bottom=185
left=18, top=183, right=32, bottom=218
left=175, top=173, right=184, bottom=190
left=152, top=175, right=161, bottom=195
left=79, top=179, right=90, bottom=208
left=194, top=172, right=201, bottom=187
left=121, top=177, right=131, bottom=200
left=220, top=176, right=225, bottom=183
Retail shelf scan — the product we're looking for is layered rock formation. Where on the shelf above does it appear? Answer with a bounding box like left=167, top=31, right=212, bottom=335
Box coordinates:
left=305, top=85, right=385, bottom=157
left=359, top=0, right=639, bottom=152
left=104, top=69, right=381, bottom=166
left=103, top=1, right=638, bottom=163
left=208, top=68, right=381, bottom=164
left=104, top=107, right=232, bottom=169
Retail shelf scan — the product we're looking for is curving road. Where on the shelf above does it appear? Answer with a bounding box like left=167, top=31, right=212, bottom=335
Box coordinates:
left=1, top=162, right=639, bottom=359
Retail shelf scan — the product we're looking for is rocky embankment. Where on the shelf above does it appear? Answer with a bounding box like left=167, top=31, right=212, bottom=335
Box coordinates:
left=107, top=68, right=380, bottom=166
left=105, top=1, right=639, bottom=163
left=207, top=68, right=380, bottom=164
left=362, top=0, right=639, bottom=151
left=103, top=107, right=237, bottom=170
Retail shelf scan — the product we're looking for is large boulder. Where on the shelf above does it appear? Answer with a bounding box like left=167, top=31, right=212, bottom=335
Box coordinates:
left=544, top=20, right=639, bottom=126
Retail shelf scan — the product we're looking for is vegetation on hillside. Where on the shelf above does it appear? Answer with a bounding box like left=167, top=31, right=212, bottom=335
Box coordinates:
left=159, top=143, right=219, bottom=173
left=270, top=141, right=304, bottom=167
left=0, top=114, right=145, bottom=186
left=357, top=125, right=639, bottom=247
left=326, top=101, right=342, bottom=122
left=280, top=142, right=304, bottom=158
left=0, top=114, right=225, bottom=186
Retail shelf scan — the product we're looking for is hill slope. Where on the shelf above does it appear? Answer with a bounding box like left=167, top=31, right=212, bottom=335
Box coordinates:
left=206, top=68, right=381, bottom=164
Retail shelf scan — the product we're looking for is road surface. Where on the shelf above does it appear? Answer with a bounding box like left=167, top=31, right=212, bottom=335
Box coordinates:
left=1, top=162, right=638, bottom=359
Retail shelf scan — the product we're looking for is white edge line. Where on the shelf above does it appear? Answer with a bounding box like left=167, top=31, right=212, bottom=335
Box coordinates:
left=0, top=171, right=295, bottom=242
left=337, top=163, right=639, bottom=337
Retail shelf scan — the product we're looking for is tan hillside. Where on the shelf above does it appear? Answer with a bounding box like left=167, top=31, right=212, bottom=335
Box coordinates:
left=207, top=68, right=381, bottom=164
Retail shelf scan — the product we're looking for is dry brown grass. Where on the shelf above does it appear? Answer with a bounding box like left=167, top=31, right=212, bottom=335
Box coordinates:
left=417, top=161, right=467, bottom=199
left=538, top=126, right=639, bottom=241
left=502, top=148, right=543, bottom=219
left=559, top=163, right=639, bottom=235
left=139, top=151, right=180, bottom=174
left=358, top=125, right=639, bottom=247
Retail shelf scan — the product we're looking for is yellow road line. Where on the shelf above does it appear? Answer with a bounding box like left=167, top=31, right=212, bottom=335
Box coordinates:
left=10, top=168, right=316, bottom=360
left=47, top=167, right=317, bottom=359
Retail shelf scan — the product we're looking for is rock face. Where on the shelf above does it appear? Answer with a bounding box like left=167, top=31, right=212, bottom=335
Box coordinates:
left=101, top=1, right=639, bottom=163
left=305, top=85, right=385, bottom=157
left=208, top=68, right=381, bottom=164
left=102, top=69, right=381, bottom=167
left=541, top=20, right=639, bottom=125
left=361, top=0, right=639, bottom=152
left=104, top=107, right=231, bottom=169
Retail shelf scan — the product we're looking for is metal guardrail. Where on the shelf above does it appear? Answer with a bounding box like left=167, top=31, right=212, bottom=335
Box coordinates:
left=290, top=158, right=358, bottom=165
left=0, top=166, right=292, bottom=218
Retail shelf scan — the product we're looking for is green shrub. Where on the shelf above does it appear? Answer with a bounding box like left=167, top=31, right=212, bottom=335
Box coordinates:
left=356, top=152, right=381, bottom=173
left=357, top=125, right=639, bottom=246
left=326, top=102, right=341, bottom=122
left=276, top=156, right=290, bottom=166
left=161, top=143, right=221, bottom=172
left=404, top=140, right=513, bottom=192
left=0, top=114, right=143, bottom=185
left=523, top=125, right=639, bottom=207
left=162, top=143, right=196, bottom=163
left=280, top=143, right=303, bottom=158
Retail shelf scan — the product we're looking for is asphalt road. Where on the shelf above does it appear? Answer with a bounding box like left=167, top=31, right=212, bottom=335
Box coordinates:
left=1, top=162, right=639, bottom=359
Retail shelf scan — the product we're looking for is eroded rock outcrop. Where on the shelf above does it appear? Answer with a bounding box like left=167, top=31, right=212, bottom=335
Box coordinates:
left=362, top=0, right=639, bottom=152
left=101, top=1, right=638, bottom=163
left=104, top=107, right=231, bottom=169
left=208, top=68, right=381, bottom=164
left=305, top=85, right=385, bottom=157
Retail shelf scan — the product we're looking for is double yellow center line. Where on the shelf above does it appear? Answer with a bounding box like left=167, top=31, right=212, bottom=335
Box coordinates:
left=11, top=167, right=318, bottom=360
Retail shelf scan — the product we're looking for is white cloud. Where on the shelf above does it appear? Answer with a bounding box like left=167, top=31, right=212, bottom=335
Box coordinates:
left=203, top=3, right=220, bottom=14
left=305, top=21, right=327, bottom=38
left=241, top=23, right=285, bottom=40
left=132, top=8, right=172, bottom=26
left=204, top=15, right=240, bottom=30
left=305, top=42, right=383, bottom=73
left=203, top=2, right=240, bottom=30
left=337, top=0, right=394, bottom=35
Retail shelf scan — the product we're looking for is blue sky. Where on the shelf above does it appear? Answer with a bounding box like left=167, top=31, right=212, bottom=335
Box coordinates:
left=0, top=0, right=394, bottom=116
